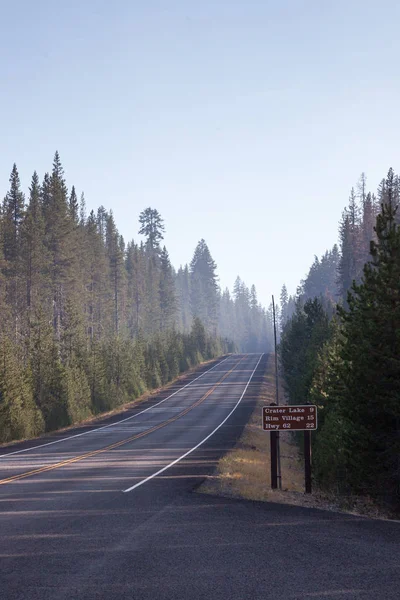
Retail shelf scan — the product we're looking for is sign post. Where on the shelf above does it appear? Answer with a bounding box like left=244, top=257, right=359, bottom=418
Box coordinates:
left=262, top=405, right=317, bottom=494
left=270, top=430, right=278, bottom=490
left=271, top=295, right=282, bottom=490
left=268, top=402, right=278, bottom=489
left=304, top=430, right=312, bottom=494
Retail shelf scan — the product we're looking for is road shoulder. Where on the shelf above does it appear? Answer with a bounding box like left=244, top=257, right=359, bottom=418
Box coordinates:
left=198, top=353, right=394, bottom=520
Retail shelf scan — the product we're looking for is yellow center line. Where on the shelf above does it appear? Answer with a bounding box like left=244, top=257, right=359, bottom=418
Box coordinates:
left=0, top=355, right=247, bottom=486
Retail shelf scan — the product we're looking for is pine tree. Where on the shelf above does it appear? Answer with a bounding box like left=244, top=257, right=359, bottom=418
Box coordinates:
left=97, top=205, right=108, bottom=242
left=144, top=254, right=161, bottom=335
left=159, top=246, right=176, bottom=331
left=309, top=320, right=346, bottom=491
left=126, top=241, right=146, bottom=338
left=43, top=152, right=73, bottom=341
left=233, top=276, right=242, bottom=300
left=79, top=192, right=87, bottom=226
left=337, top=187, right=365, bottom=300
left=190, top=317, right=207, bottom=361
left=338, top=217, right=357, bottom=300
left=280, top=284, right=289, bottom=325
left=0, top=335, right=44, bottom=442
left=138, top=207, right=165, bottom=255
left=84, top=210, right=110, bottom=341
left=0, top=151, right=272, bottom=443
left=247, top=284, right=261, bottom=351
left=20, top=171, right=49, bottom=345
left=309, top=169, right=400, bottom=507
left=361, top=192, right=376, bottom=262
left=280, top=299, right=330, bottom=406
left=357, top=172, right=367, bottom=208
left=219, top=287, right=235, bottom=345
left=176, top=265, right=191, bottom=332
left=165, top=329, right=183, bottom=380
left=2, top=164, right=25, bottom=336
left=332, top=169, right=400, bottom=503
left=0, top=233, right=9, bottom=336
left=105, top=212, right=125, bottom=335
left=2, top=164, right=25, bottom=266
left=250, top=284, right=258, bottom=310
left=88, top=337, right=108, bottom=413
left=69, top=185, right=79, bottom=223
left=190, top=239, right=219, bottom=334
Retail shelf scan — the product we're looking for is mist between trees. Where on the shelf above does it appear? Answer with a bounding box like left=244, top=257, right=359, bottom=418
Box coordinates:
left=0, top=152, right=274, bottom=444
left=279, top=169, right=400, bottom=511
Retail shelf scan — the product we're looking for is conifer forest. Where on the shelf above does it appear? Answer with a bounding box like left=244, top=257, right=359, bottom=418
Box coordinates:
left=0, top=153, right=272, bottom=443
left=2, top=151, right=400, bottom=510
left=280, top=169, right=400, bottom=509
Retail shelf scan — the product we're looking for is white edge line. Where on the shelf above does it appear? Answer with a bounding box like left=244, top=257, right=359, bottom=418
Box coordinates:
left=0, top=355, right=231, bottom=459
left=123, top=353, right=263, bottom=493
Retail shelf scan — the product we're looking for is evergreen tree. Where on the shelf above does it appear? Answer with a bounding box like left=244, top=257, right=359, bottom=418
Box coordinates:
left=219, top=287, right=235, bottom=344
left=84, top=210, right=111, bottom=341
left=361, top=192, right=376, bottom=261
left=144, top=254, right=161, bottom=335
left=159, top=246, right=176, bottom=331
left=327, top=171, right=400, bottom=504
left=2, top=164, right=25, bottom=267
left=2, top=163, right=25, bottom=336
left=280, top=284, right=289, bottom=325
left=69, top=185, right=79, bottom=223
left=357, top=172, right=367, bottom=208
left=20, top=171, right=49, bottom=342
left=190, top=239, right=219, bottom=334
left=0, top=234, right=9, bottom=336
left=280, top=299, right=330, bottom=406
left=0, top=151, right=270, bottom=444
left=97, top=205, right=108, bottom=242
left=126, top=241, right=146, bottom=337
left=176, top=265, right=191, bottom=331
left=105, top=212, right=125, bottom=335
left=79, top=192, right=87, bottom=226
left=250, top=284, right=258, bottom=310
left=138, top=207, right=165, bottom=255
left=0, top=335, right=44, bottom=442
left=43, top=152, right=73, bottom=341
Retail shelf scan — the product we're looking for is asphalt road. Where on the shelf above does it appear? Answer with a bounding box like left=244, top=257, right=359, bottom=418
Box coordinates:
left=0, top=353, right=399, bottom=600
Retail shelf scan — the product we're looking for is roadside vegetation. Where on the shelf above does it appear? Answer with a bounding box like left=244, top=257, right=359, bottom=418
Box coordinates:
left=280, top=168, right=400, bottom=513
left=0, top=153, right=273, bottom=444
left=202, top=168, right=400, bottom=516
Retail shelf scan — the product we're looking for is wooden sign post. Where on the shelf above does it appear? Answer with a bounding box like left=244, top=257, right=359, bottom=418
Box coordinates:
left=263, top=405, right=317, bottom=494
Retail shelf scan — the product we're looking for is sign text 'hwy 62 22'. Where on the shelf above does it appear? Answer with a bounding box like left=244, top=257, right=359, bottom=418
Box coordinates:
left=262, top=405, right=317, bottom=431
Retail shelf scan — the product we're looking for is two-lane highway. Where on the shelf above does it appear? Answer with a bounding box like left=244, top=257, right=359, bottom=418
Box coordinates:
left=1, top=353, right=400, bottom=600
left=0, top=354, right=260, bottom=497
left=0, top=355, right=264, bottom=563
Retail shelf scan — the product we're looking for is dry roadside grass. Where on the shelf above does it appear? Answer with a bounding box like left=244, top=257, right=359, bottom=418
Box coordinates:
left=198, top=356, right=394, bottom=517
left=199, top=356, right=314, bottom=506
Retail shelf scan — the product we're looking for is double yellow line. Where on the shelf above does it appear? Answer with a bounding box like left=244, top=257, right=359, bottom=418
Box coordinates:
left=0, top=356, right=245, bottom=487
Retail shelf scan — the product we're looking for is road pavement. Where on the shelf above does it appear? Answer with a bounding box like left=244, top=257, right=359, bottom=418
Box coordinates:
left=0, top=353, right=399, bottom=600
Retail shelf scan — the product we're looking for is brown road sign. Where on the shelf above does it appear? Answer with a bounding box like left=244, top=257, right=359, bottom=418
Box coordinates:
left=262, top=405, right=317, bottom=431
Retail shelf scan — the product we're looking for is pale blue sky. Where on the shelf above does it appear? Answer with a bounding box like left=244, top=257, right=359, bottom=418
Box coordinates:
left=1, top=1, right=399, bottom=306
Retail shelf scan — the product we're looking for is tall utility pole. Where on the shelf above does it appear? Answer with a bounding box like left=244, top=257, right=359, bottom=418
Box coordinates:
left=272, top=295, right=279, bottom=405
left=272, top=295, right=282, bottom=489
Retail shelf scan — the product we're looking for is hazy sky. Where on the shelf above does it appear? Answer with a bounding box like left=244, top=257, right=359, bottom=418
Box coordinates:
left=1, top=1, right=399, bottom=307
